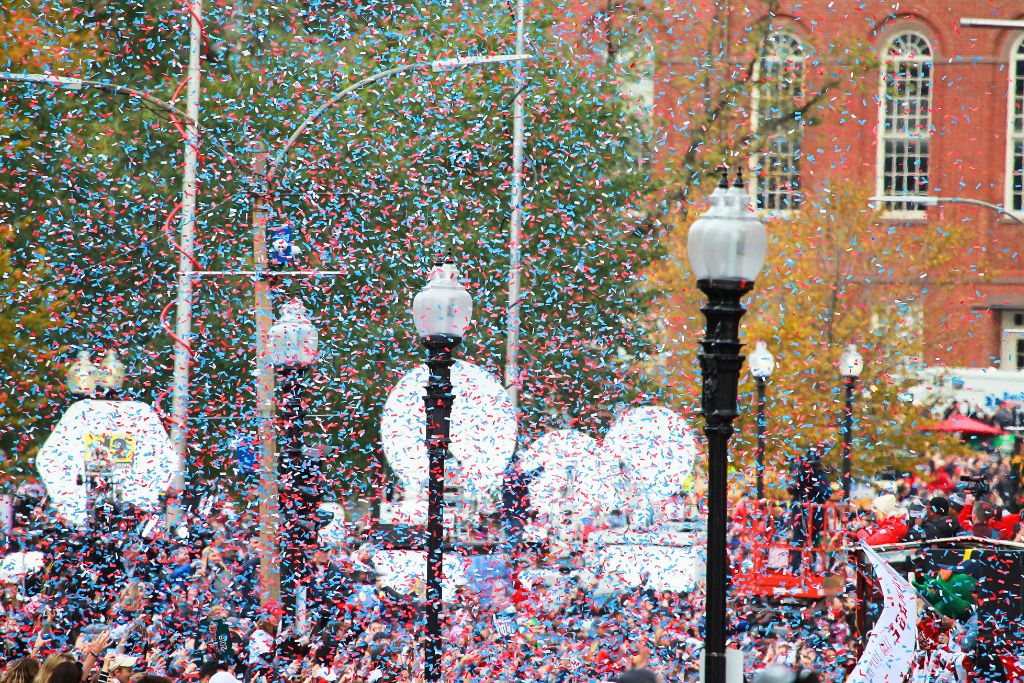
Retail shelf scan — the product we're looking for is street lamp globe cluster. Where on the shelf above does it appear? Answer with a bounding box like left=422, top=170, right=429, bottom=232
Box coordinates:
left=67, top=350, right=126, bottom=398
left=412, top=252, right=474, bottom=339
left=269, top=298, right=319, bottom=623
left=687, top=168, right=768, bottom=683
left=411, top=252, right=473, bottom=683
left=269, top=298, right=320, bottom=368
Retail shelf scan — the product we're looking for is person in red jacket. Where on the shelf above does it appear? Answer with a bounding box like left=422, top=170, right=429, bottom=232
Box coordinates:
left=857, top=494, right=909, bottom=546
left=951, top=493, right=974, bottom=534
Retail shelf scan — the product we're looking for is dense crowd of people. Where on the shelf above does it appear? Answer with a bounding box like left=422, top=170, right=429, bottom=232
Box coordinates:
left=0, top=408, right=1020, bottom=683
left=0, top=483, right=856, bottom=683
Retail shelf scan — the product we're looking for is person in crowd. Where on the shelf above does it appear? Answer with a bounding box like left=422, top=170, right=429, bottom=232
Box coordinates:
left=969, top=503, right=1001, bottom=540
left=616, top=668, right=659, bottom=683
left=34, top=655, right=80, bottom=683
left=903, top=499, right=928, bottom=541
left=788, top=446, right=832, bottom=571
left=0, top=657, right=38, bottom=683
left=103, top=655, right=137, bottom=683
left=857, top=494, right=908, bottom=546
left=922, top=496, right=961, bottom=540
left=914, top=563, right=977, bottom=621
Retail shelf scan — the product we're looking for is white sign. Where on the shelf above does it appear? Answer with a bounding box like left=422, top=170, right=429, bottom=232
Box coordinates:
left=35, top=400, right=180, bottom=527
left=848, top=543, right=918, bottom=683
left=601, top=406, right=698, bottom=502
left=380, top=361, right=516, bottom=514
left=520, top=429, right=621, bottom=520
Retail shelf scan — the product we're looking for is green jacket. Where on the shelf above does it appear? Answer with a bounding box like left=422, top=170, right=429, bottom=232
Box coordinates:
left=913, top=573, right=976, bottom=621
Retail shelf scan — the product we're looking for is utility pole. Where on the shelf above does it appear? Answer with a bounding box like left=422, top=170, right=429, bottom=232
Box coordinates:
left=504, top=0, right=528, bottom=413
left=169, top=0, right=203, bottom=517
left=251, top=142, right=280, bottom=602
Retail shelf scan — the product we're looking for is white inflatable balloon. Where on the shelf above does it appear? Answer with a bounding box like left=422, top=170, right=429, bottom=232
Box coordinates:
left=601, top=406, right=698, bottom=502
left=370, top=549, right=467, bottom=601
left=519, top=429, right=620, bottom=521
left=381, top=361, right=516, bottom=504
left=35, top=400, right=181, bottom=527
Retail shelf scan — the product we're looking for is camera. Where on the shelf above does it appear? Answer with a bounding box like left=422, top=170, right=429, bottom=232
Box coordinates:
left=959, top=476, right=990, bottom=497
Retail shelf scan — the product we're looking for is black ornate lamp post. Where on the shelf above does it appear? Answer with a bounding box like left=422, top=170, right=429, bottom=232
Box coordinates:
left=747, top=341, right=774, bottom=500
left=411, top=253, right=473, bottom=683
left=687, top=170, right=768, bottom=683
left=269, top=298, right=319, bottom=623
left=838, top=344, right=864, bottom=501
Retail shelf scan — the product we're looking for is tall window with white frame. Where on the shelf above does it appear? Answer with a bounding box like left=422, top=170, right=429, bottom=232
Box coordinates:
left=877, top=32, right=933, bottom=215
left=1002, top=311, right=1024, bottom=371
left=753, top=30, right=807, bottom=211
left=1007, top=36, right=1024, bottom=214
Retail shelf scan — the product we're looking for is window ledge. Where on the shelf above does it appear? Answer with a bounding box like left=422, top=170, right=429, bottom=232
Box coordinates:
left=756, top=209, right=798, bottom=219
left=876, top=216, right=929, bottom=226
left=881, top=210, right=927, bottom=221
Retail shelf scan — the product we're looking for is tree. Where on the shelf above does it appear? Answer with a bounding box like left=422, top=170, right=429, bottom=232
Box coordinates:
left=0, top=3, right=97, bottom=471
left=0, top=220, right=70, bottom=470
left=0, top=0, right=662, bottom=500
left=647, top=181, right=972, bottom=495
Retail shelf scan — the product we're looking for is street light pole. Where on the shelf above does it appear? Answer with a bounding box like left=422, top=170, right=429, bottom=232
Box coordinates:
left=412, top=253, right=473, bottom=683
left=839, top=344, right=864, bottom=502
left=504, top=0, right=529, bottom=412
left=747, top=341, right=774, bottom=500
left=169, top=0, right=204, bottom=515
left=423, top=337, right=454, bottom=682
left=687, top=170, right=768, bottom=683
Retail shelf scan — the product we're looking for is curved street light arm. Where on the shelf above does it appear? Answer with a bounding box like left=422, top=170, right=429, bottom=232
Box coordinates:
left=870, top=193, right=1024, bottom=227
left=933, top=196, right=1024, bottom=227
left=0, top=72, right=196, bottom=130
left=264, top=54, right=530, bottom=192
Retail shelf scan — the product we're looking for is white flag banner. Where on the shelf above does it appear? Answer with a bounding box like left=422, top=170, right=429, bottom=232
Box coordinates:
left=848, top=542, right=918, bottom=683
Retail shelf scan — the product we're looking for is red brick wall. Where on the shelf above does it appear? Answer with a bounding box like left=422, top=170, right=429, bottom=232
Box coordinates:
left=555, top=1, right=1024, bottom=368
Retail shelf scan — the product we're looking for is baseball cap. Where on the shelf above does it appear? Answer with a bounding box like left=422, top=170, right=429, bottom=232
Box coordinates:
left=616, top=670, right=659, bottom=683
left=209, top=672, right=242, bottom=683
left=108, top=655, right=138, bottom=671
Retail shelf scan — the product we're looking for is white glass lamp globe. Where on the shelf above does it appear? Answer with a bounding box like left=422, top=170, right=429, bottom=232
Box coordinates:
left=412, top=254, right=473, bottom=339
left=95, top=350, right=126, bottom=391
left=748, top=341, right=775, bottom=379
left=67, top=350, right=97, bottom=396
left=839, top=344, right=864, bottom=378
left=269, top=298, right=319, bottom=367
left=687, top=172, right=768, bottom=281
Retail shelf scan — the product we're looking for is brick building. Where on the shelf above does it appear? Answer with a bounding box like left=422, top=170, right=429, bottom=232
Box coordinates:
left=559, top=0, right=1024, bottom=406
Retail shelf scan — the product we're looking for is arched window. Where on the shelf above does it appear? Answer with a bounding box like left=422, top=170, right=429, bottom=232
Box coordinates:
left=753, top=30, right=807, bottom=211
left=1007, top=36, right=1024, bottom=213
left=877, top=32, right=933, bottom=214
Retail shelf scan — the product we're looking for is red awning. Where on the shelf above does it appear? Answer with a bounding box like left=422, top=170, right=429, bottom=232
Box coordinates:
left=921, top=413, right=1006, bottom=436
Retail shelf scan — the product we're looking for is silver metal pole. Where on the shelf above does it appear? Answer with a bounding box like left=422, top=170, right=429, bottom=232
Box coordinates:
left=504, top=0, right=528, bottom=412
left=169, top=0, right=203, bottom=512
